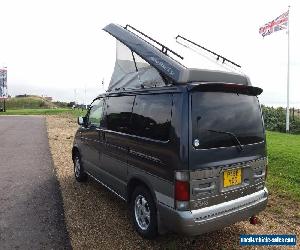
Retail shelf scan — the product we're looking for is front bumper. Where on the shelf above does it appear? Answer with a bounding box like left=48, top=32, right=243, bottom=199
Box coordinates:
left=158, top=187, right=268, bottom=236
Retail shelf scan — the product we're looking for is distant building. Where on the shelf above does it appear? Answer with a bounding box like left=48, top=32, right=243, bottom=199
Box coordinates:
left=0, top=68, right=8, bottom=99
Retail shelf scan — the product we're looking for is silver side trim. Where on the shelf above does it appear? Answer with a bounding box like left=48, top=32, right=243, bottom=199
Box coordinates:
left=129, top=149, right=162, bottom=164
left=192, top=188, right=267, bottom=222
left=193, top=141, right=265, bottom=151
left=86, top=172, right=127, bottom=201
left=99, top=128, right=170, bottom=144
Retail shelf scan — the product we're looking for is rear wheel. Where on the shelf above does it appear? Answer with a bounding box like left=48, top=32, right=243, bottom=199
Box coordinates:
left=73, top=154, right=87, bottom=182
left=130, top=186, right=158, bottom=239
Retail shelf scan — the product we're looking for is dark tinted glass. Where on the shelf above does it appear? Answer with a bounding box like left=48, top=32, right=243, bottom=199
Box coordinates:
left=191, top=92, right=264, bottom=149
left=87, top=99, right=104, bottom=127
left=131, top=94, right=172, bottom=141
left=106, top=95, right=135, bottom=133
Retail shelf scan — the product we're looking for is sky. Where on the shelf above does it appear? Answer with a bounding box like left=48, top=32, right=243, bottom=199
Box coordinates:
left=0, top=0, right=299, bottom=107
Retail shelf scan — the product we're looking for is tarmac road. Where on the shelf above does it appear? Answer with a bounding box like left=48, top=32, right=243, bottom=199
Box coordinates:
left=0, top=116, right=71, bottom=249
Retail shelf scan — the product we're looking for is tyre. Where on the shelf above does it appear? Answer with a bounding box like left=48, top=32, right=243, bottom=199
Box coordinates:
left=73, top=154, right=87, bottom=182
left=130, top=186, right=158, bottom=239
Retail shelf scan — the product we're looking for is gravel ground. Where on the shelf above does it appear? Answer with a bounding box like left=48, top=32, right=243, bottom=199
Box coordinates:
left=46, top=115, right=300, bottom=250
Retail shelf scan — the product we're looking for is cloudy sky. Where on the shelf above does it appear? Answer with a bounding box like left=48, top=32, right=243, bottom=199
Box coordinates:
left=0, top=0, right=299, bottom=107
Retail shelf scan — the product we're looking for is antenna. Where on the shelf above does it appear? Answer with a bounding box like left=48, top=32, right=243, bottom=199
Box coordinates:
left=175, top=35, right=241, bottom=68
left=125, top=24, right=184, bottom=60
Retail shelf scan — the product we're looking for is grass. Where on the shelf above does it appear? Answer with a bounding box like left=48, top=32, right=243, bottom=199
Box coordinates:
left=5, top=96, right=55, bottom=109
left=266, top=131, right=300, bottom=201
left=0, top=108, right=86, bottom=117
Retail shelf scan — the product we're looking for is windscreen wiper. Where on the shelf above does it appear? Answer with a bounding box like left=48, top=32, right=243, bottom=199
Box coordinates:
left=208, top=129, right=244, bottom=151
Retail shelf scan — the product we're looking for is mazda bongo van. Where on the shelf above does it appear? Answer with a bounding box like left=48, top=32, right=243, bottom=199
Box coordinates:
left=72, top=23, right=268, bottom=239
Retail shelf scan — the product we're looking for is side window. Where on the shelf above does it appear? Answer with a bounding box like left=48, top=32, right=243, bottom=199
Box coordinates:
left=131, top=94, right=172, bottom=141
left=87, top=99, right=104, bottom=128
left=106, top=95, right=135, bottom=133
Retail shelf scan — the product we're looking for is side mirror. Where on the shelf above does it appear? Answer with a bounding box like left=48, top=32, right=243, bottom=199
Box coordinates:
left=77, top=116, right=85, bottom=126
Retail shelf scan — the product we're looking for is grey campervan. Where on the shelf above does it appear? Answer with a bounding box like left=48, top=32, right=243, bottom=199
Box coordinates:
left=72, top=23, right=268, bottom=239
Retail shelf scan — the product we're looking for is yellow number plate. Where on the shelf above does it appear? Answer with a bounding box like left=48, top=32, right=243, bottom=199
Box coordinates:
left=223, top=168, right=242, bottom=188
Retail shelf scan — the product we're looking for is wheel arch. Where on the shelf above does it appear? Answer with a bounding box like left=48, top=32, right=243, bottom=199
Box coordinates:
left=126, top=175, right=157, bottom=205
left=72, top=146, right=80, bottom=161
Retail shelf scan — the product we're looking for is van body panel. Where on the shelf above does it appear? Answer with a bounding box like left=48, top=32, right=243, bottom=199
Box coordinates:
left=127, top=165, right=175, bottom=208
left=72, top=23, right=268, bottom=238
left=189, top=142, right=266, bottom=169
left=73, top=83, right=268, bottom=236
left=170, top=92, right=190, bottom=172
left=101, top=130, right=129, bottom=196
left=78, top=127, right=102, bottom=177
left=189, top=157, right=267, bottom=210
left=188, top=90, right=267, bottom=211
left=158, top=188, right=268, bottom=236
left=126, top=136, right=173, bottom=182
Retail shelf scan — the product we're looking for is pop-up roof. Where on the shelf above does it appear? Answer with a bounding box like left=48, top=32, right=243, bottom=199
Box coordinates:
left=103, top=23, right=251, bottom=91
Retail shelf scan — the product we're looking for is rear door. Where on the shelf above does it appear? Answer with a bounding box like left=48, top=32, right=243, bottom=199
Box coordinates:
left=188, top=90, right=267, bottom=210
left=100, top=95, right=135, bottom=197
left=127, top=93, right=173, bottom=181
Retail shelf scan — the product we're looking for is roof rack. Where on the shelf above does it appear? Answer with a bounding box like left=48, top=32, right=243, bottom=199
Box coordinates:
left=124, top=24, right=184, bottom=60
left=175, top=35, right=241, bottom=68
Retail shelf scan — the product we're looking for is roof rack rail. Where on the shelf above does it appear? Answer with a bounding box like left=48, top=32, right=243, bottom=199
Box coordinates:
left=175, top=35, right=241, bottom=68
left=124, top=24, right=184, bottom=60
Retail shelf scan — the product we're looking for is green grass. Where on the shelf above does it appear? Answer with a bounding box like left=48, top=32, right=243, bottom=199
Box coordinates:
left=0, top=108, right=86, bottom=117
left=5, top=96, right=55, bottom=109
left=267, top=131, right=300, bottom=201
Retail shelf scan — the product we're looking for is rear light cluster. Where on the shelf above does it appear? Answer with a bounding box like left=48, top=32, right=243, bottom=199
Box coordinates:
left=174, top=171, right=190, bottom=211
left=175, top=181, right=189, bottom=201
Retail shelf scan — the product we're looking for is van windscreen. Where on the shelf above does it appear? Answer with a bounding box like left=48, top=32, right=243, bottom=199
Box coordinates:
left=191, top=92, right=264, bottom=149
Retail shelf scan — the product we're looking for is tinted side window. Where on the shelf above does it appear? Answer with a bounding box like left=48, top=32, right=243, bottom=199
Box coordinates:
left=131, top=94, right=172, bottom=141
left=88, top=99, right=104, bottom=127
left=106, top=95, right=135, bottom=133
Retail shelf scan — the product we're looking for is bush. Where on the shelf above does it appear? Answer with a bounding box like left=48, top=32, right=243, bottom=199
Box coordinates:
left=262, top=105, right=300, bottom=134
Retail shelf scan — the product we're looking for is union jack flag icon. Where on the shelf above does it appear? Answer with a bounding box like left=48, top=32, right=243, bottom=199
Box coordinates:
left=259, top=10, right=289, bottom=37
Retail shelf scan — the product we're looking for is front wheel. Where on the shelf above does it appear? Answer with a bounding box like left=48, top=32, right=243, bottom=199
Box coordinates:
left=130, top=186, right=158, bottom=239
left=73, top=154, right=87, bottom=182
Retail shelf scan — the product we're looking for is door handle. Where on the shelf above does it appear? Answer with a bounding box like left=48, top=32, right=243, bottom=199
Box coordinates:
left=98, top=132, right=105, bottom=142
left=96, top=128, right=106, bottom=141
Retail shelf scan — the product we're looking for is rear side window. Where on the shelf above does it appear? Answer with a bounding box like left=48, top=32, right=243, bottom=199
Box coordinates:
left=105, top=95, right=135, bottom=133
left=131, top=94, right=172, bottom=141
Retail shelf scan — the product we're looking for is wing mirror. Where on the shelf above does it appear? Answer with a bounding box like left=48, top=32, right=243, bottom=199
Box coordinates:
left=77, top=116, right=86, bottom=126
